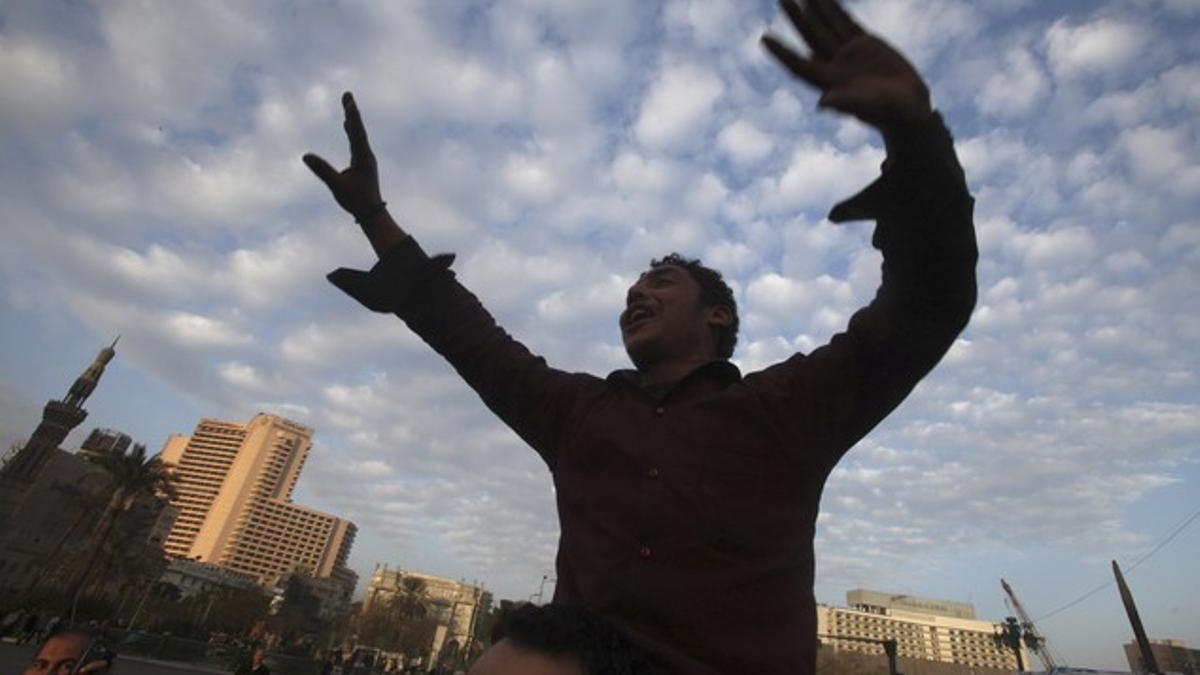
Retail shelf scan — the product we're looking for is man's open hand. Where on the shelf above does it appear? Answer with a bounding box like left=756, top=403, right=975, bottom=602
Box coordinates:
left=303, top=92, right=384, bottom=221
left=762, top=0, right=931, bottom=142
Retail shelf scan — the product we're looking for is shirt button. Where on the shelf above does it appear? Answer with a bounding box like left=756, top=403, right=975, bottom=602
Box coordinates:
left=639, top=545, right=652, bottom=559
left=648, top=467, right=660, bottom=478
left=655, top=406, right=665, bottom=416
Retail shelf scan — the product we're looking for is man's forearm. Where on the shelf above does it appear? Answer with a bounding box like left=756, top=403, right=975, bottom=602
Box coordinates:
left=873, top=114, right=978, bottom=345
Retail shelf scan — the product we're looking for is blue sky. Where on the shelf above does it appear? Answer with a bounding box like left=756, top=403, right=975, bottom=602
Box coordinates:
left=2, top=0, right=1198, bottom=668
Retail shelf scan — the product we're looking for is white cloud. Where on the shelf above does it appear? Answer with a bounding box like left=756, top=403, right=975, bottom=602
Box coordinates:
left=665, top=0, right=742, bottom=47
left=683, top=172, right=729, bottom=219
left=502, top=151, right=560, bottom=204
left=1017, top=226, right=1099, bottom=270
left=535, top=275, right=627, bottom=325
left=220, top=361, right=262, bottom=389
left=280, top=319, right=424, bottom=370
left=1045, top=17, right=1149, bottom=80
left=762, top=140, right=882, bottom=213
left=850, top=0, right=980, bottom=68
left=703, top=240, right=757, bottom=275
left=1158, top=63, right=1200, bottom=109
left=634, top=63, right=725, bottom=149
left=152, top=141, right=308, bottom=222
left=717, top=119, right=775, bottom=165
left=101, top=2, right=270, bottom=107
left=610, top=148, right=679, bottom=194
left=0, top=35, right=79, bottom=130
left=976, top=46, right=1048, bottom=118
left=165, top=312, right=252, bottom=348
left=955, top=132, right=1032, bottom=183
left=1120, top=124, right=1200, bottom=195
left=742, top=271, right=854, bottom=340
left=1103, top=250, right=1150, bottom=274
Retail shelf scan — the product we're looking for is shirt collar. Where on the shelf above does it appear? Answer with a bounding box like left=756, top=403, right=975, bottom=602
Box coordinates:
left=606, top=359, right=742, bottom=388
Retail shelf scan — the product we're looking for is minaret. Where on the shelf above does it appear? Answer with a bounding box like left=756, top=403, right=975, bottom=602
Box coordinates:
left=0, top=338, right=118, bottom=482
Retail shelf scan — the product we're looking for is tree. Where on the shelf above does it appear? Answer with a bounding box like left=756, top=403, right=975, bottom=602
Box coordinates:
left=192, top=586, right=271, bottom=637
left=355, top=577, right=438, bottom=658
left=62, top=443, right=178, bottom=617
left=273, top=572, right=324, bottom=647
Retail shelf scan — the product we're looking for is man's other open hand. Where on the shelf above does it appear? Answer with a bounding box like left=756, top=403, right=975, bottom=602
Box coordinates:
left=762, top=0, right=932, bottom=144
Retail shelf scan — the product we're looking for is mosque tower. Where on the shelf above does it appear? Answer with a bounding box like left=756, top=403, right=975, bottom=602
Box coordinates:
left=0, top=337, right=118, bottom=483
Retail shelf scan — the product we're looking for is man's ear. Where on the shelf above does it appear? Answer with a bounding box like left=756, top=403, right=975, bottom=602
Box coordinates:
left=706, top=305, right=733, bottom=329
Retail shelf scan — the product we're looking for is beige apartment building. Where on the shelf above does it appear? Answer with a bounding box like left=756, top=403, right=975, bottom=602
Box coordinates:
left=159, top=414, right=356, bottom=588
left=817, top=589, right=1025, bottom=672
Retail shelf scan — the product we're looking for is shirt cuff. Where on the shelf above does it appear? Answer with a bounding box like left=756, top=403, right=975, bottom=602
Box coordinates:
left=327, top=236, right=457, bottom=313
left=827, top=111, right=967, bottom=228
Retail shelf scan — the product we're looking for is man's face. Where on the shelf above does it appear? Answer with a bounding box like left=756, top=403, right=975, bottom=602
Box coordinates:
left=23, top=633, right=105, bottom=675
left=468, top=639, right=583, bottom=675
left=621, top=264, right=726, bottom=370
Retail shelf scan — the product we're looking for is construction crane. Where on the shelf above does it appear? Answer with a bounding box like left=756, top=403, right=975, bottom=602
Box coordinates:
left=1001, top=578, right=1059, bottom=671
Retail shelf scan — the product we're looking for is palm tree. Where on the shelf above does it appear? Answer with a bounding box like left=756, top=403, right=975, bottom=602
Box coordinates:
left=63, top=443, right=178, bottom=617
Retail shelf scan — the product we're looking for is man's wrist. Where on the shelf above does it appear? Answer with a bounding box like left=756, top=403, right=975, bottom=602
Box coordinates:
left=880, top=107, right=938, bottom=159
left=354, top=200, right=389, bottom=224
left=357, top=207, right=409, bottom=258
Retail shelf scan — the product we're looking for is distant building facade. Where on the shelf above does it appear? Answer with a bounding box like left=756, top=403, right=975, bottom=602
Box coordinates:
left=364, top=565, right=486, bottom=660
left=77, top=428, right=133, bottom=463
left=160, top=558, right=264, bottom=599
left=817, top=589, right=1025, bottom=672
left=158, top=414, right=357, bottom=592
left=1125, top=639, right=1199, bottom=675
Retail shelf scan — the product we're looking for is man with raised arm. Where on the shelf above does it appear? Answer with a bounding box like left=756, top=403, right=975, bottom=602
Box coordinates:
left=304, top=1, right=976, bottom=673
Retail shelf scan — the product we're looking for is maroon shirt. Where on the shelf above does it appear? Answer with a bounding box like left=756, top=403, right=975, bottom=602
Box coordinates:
left=329, top=114, right=976, bottom=674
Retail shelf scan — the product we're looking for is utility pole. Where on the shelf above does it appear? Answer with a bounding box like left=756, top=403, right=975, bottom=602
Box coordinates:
left=1001, top=578, right=1057, bottom=670
left=200, top=590, right=218, bottom=626
left=1113, top=560, right=1161, bottom=675
left=127, top=583, right=154, bottom=630
left=995, top=617, right=1027, bottom=672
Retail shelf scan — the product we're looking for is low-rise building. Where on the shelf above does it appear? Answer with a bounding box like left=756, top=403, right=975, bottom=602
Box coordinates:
left=1125, top=639, right=1199, bottom=675
left=817, top=589, right=1025, bottom=672
left=160, top=558, right=264, bottom=599
left=364, top=565, right=486, bottom=662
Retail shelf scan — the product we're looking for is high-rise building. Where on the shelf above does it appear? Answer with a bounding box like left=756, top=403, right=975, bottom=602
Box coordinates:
left=159, top=414, right=356, bottom=589
left=817, top=589, right=1025, bottom=672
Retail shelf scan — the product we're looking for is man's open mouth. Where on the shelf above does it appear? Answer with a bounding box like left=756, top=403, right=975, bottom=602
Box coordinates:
left=622, top=306, right=654, bottom=332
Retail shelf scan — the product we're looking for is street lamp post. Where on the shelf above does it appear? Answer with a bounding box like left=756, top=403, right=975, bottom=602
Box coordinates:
left=529, top=575, right=556, bottom=605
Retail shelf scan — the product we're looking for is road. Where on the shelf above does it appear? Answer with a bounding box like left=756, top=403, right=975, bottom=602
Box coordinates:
left=0, top=641, right=223, bottom=674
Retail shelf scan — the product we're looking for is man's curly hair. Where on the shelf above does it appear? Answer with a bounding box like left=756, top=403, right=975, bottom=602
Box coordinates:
left=650, top=253, right=739, bottom=359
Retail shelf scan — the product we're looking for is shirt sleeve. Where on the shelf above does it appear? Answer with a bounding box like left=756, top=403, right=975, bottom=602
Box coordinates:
left=325, top=237, right=591, bottom=470
left=758, top=112, right=978, bottom=475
